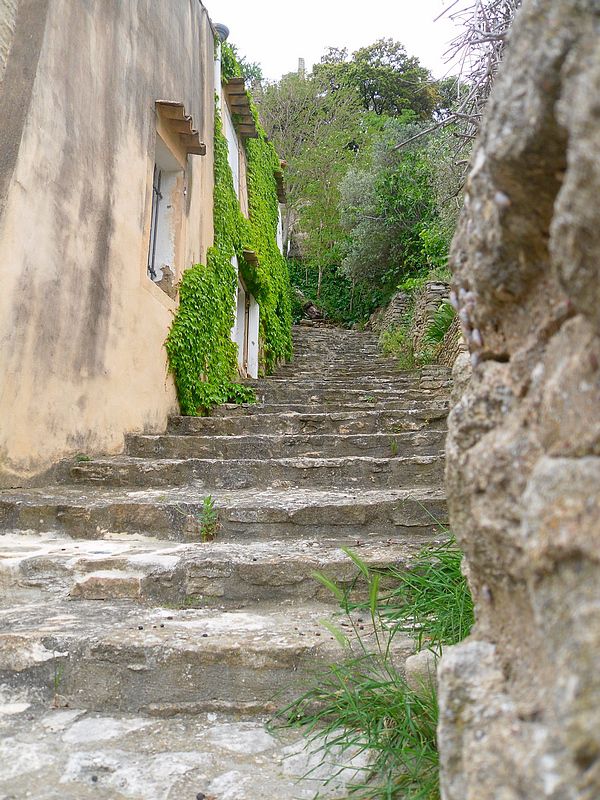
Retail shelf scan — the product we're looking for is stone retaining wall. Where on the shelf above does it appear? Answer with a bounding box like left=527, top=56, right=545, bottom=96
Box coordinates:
left=411, top=281, right=450, bottom=355
left=439, top=1, right=600, bottom=797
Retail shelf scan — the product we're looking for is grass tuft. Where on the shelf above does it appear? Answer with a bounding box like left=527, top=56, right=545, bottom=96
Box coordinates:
left=273, top=537, right=473, bottom=799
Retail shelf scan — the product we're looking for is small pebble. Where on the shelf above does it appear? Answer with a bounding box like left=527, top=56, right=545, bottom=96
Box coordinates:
left=138, top=625, right=144, bottom=630
left=160, top=624, right=165, bottom=628
left=202, top=634, right=208, bottom=638
left=197, top=794, right=206, bottom=800
left=91, top=775, right=98, bottom=783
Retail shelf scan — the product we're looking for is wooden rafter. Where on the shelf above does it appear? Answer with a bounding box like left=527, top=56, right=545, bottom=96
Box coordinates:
left=156, top=101, right=207, bottom=156
left=223, top=78, right=259, bottom=140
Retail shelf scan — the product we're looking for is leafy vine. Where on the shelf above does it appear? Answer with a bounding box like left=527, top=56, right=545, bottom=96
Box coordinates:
left=165, top=54, right=292, bottom=415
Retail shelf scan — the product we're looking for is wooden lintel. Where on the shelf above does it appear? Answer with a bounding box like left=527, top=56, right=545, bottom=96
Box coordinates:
left=187, top=145, right=207, bottom=156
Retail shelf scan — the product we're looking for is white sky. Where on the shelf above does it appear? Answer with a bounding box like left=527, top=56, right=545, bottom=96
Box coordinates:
left=204, top=0, right=463, bottom=82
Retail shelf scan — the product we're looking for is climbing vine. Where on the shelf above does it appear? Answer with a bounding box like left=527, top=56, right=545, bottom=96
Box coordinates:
left=165, top=56, right=292, bottom=415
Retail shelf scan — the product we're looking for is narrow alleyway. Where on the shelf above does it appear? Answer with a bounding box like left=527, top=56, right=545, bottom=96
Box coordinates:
left=0, top=324, right=450, bottom=799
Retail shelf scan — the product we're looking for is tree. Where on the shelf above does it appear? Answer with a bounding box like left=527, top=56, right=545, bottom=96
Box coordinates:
left=314, top=39, right=439, bottom=119
left=257, top=71, right=364, bottom=262
left=339, top=119, right=443, bottom=290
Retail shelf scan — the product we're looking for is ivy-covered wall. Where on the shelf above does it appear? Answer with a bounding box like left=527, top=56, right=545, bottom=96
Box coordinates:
left=165, top=55, right=292, bottom=415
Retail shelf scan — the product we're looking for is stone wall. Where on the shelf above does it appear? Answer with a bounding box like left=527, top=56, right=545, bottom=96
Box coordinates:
left=439, top=1, right=600, bottom=797
left=366, top=290, right=411, bottom=334
left=411, top=281, right=450, bottom=355
left=436, top=317, right=466, bottom=369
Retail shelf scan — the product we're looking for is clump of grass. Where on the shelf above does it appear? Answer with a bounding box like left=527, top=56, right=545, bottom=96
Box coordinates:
left=373, top=539, right=473, bottom=654
left=273, top=538, right=473, bottom=800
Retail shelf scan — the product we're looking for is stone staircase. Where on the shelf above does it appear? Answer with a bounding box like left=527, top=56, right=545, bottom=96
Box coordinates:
left=0, top=323, right=450, bottom=799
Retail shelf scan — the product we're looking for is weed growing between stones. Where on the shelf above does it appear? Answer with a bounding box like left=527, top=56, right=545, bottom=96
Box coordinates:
left=198, top=495, right=220, bottom=542
left=273, top=538, right=473, bottom=799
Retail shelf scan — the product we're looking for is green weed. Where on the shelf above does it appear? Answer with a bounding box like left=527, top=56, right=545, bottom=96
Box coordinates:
left=273, top=538, right=473, bottom=799
left=198, top=495, right=220, bottom=542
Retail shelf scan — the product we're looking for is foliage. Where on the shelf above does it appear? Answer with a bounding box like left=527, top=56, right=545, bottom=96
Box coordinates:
left=424, top=302, right=456, bottom=347
left=274, top=539, right=473, bottom=799
left=244, top=125, right=294, bottom=371
left=340, top=119, right=448, bottom=292
left=220, top=41, right=263, bottom=85
left=370, top=539, right=474, bottom=655
left=288, top=259, right=385, bottom=326
left=198, top=495, right=220, bottom=542
left=166, top=66, right=292, bottom=414
left=380, top=323, right=416, bottom=370
left=315, top=39, right=439, bottom=119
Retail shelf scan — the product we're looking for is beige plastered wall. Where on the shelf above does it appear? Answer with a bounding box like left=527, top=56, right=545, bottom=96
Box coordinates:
left=0, top=0, right=216, bottom=487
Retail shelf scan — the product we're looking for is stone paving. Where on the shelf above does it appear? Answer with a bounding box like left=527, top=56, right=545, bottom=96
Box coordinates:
left=0, top=323, right=450, bottom=799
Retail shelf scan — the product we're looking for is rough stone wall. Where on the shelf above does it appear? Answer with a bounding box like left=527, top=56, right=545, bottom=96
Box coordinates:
left=411, top=281, right=450, bottom=354
left=439, top=1, right=600, bottom=798
left=436, top=316, right=466, bottom=369
left=366, top=290, right=411, bottom=334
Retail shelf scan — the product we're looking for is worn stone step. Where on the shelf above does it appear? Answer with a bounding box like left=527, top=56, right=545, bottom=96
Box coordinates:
left=245, top=375, right=416, bottom=387
left=126, top=430, right=446, bottom=460
left=169, top=407, right=448, bottom=436
left=212, top=398, right=449, bottom=416
left=273, top=372, right=423, bottom=383
left=0, top=700, right=368, bottom=800
left=254, top=387, right=445, bottom=405
left=67, top=454, right=445, bottom=490
left=0, top=486, right=447, bottom=541
left=0, top=531, right=432, bottom=607
left=0, top=599, right=413, bottom=714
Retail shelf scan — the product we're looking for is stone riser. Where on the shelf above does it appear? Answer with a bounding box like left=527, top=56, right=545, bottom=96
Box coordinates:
left=213, top=400, right=449, bottom=416
left=0, top=603, right=413, bottom=714
left=254, top=389, right=445, bottom=405
left=68, top=455, right=445, bottom=490
left=125, top=431, right=446, bottom=460
left=170, top=409, right=448, bottom=436
left=11, top=542, right=428, bottom=608
left=0, top=493, right=447, bottom=541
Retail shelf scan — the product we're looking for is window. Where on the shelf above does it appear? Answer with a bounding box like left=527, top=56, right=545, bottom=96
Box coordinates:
left=146, top=137, right=185, bottom=299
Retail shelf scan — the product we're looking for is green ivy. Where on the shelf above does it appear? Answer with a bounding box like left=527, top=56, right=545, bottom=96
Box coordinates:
left=165, top=63, right=292, bottom=415
left=220, top=41, right=242, bottom=84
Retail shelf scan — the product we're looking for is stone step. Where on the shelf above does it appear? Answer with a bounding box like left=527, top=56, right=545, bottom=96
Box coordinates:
left=275, top=370, right=428, bottom=381
left=67, top=454, right=445, bottom=490
left=0, top=486, right=447, bottom=541
left=253, top=387, right=446, bottom=405
left=0, top=701, right=368, bottom=800
left=126, top=430, right=446, bottom=460
left=245, top=375, right=417, bottom=387
left=212, top=399, right=449, bottom=416
left=169, top=407, right=448, bottom=436
left=0, top=530, right=432, bottom=607
left=0, top=598, right=413, bottom=714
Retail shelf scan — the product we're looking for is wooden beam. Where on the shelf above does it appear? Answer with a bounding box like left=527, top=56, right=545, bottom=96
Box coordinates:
left=178, top=134, right=207, bottom=155
left=243, top=248, right=259, bottom=265
left=169, top=119, right=197, bottom=135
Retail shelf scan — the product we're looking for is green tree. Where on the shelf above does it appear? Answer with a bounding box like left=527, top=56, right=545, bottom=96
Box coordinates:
left=340, top=119, right=444, bottom=290
left=315, top=39, right=439, bottom=119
